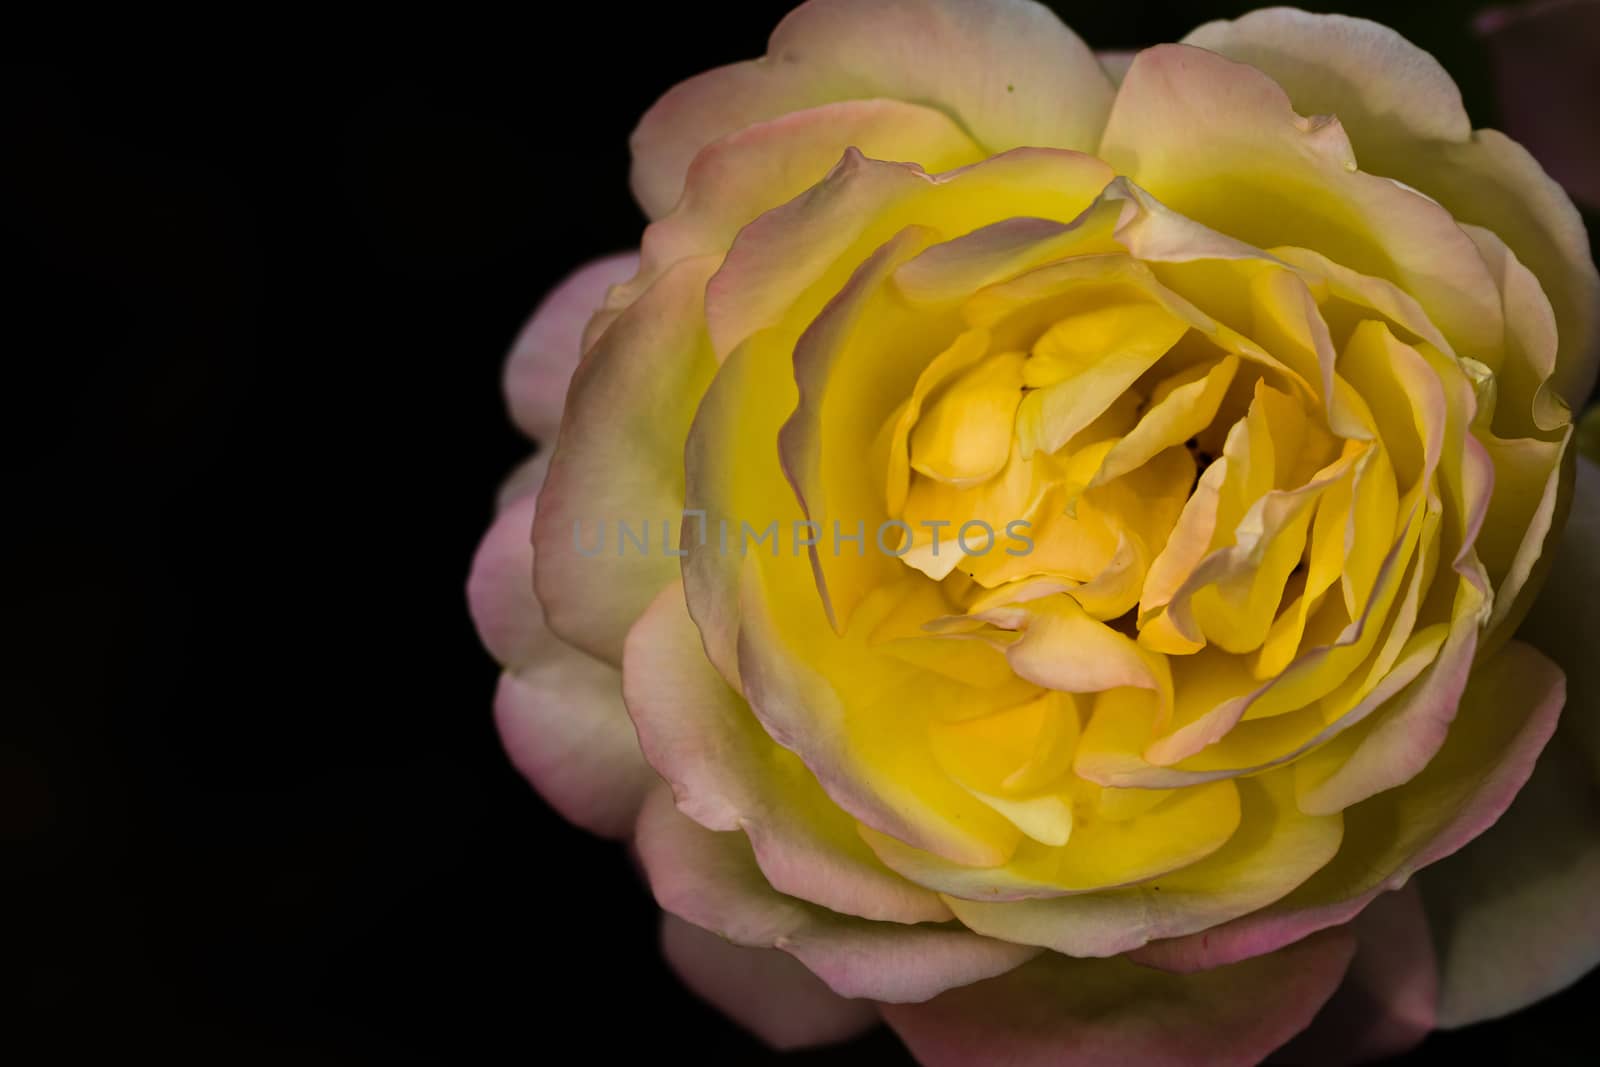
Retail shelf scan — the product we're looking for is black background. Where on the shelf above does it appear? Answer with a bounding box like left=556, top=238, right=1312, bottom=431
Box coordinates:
left=6, top=2, right=1596, bottom=1062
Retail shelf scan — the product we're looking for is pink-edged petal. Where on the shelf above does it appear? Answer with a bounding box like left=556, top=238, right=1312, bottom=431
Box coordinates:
left=881, top=928, right=1356, bottom=1067
left=1275, top=884, right=1437, bottom=1065
left=1292, top=586, right=1484, bottom=817
left=705, top=145, right=1113, bottom=358
left=468, top=490, right=546, bottom=671
left=1478, top=0, right=1600, bottom=211
left=493, top=659, right=656, bottom=841
left=1417, top=454, right=1600, bottom=1026
left=492, top=451, right=549, bottom=514
left=470, top=464, right=657, bottom=839
left=1181, top=9, right=1600, bottom=408
left=659, top=914, right=878, bottom=1051
left=503, top=251, right=639, bottom=442
left=623, top=581, right=952, bottom=924
left=589, top=98, right=981, bottom=347
left=635, top=786, right=1037, bottom=1003
left=1099, top=44, right=1504, bottom=360
left=531, top=255, right=720, bottom=664
left=1130, top=639, right=1565, bottom=973
left=629, top=0, right=1113, bottom=217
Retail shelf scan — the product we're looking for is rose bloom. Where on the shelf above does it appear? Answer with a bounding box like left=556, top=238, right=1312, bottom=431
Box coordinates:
left=467, top=3, right=1600, bottom=1063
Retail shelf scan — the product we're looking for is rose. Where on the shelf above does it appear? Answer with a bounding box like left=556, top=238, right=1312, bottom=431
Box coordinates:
left=467, top=3, right=1600, bottom=1062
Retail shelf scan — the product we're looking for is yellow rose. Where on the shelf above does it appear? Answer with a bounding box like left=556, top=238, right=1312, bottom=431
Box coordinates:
left=468, top=3, right=1600, bottom=1061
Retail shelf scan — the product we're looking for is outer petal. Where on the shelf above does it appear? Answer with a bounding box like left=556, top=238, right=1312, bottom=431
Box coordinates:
left=623, top=581, right=952, bottom=924
left=1180, top=7, right=1600, bottom=408
left=1418, top=455, right=1600, bottom=1026
left=493, top=662, right=655, bottom=841
left=1130, top=639, right=1565, bottom=973
left=503, top=251, right=639, bottom=442
left=1274, top=884, right=1437, bottom=1065
left=659, top=915, right=878, bottom=1050
left=468, top=485, right=657, bottom=839
left=468, top=490, right=548, bottom=671
left=531, top=255, right=720, bottom=664
left=635, top=786, right=1037, bottom=1003
left=629, top=0, right=1114, bottom=217
left=1098, top=43, right=1504, bottom=360
left=589, top=98, right=982, bottom=347
left=1182, top=9, right=1471, bottom=148
left=881, top=929, right=1356, bottom=1067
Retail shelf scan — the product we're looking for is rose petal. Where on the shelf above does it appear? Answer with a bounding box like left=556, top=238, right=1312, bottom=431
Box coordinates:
left=493, top=659, right=656, bottom=841
left=588, top=98, right=982, bottom=347
left=659, top=914, right=879, bottom=1050
left=1099, top=44, right=1504, bottom=361
left=705, top=145, right=1112, bottom=359
left=624, top=581, right=952, bottom=924
left=1182, top=9, right=1470, bottom=148
left=629, top=0, right=1113, bottom=217
left=468, top=490, right=546, bottom=671
left=1180, top=7, right=1600, bottom=408
left=635, top=786, right=1038, bottom=1003
left=469, top=461, right=657, bottom=838
left=881, top=928, right=1356, bottom=1067
left=531, top=255, right=720, bottom=664
left=503, top=251, right=639, bottom=442
left=1417, top=454, right=1600, bottom=1026
left=940, top=771, right=1342, bottom=957
left=1130, top=639, right=1565, bottom=973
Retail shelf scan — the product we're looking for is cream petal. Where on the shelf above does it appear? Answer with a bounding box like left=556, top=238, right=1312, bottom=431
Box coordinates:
left=590, top=98, right=982, bottom=347
left=1100, top=44, right=1504, bottom=363
left=531, top=255, right=720, bottom=664
left=629, top=0, right=1113, bottom=217
left=1179, top=8, right=1599, bottom=406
